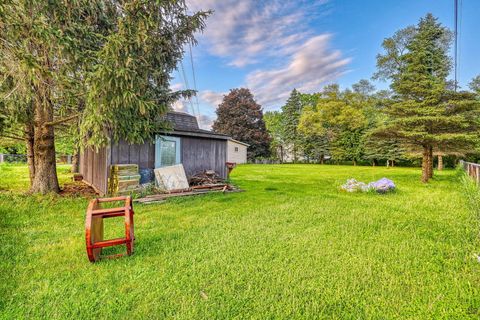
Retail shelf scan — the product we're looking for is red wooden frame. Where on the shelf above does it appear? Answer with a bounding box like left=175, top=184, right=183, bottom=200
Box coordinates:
left=85, top=196, right=135, bottom=262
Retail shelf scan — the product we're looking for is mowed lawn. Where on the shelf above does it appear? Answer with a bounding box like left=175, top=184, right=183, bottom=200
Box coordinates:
left=1, top=164, right=479, bottom=319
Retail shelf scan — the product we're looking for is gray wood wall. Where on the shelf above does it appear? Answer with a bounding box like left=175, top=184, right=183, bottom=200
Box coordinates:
left=80, top=136, right=228, bottom=193
left=79, top=147, right=108, bottom=195
left=110, top=140, right=155, bottom=169
left=181, top=136, right=227, bottom=179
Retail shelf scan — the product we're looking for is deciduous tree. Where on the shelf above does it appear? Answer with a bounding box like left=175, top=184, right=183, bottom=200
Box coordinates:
left=213, top=88, right=271, bottom=160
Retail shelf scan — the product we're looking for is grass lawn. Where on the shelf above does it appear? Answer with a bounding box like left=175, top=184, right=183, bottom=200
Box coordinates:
left=1, top=163, right=479, bottom=319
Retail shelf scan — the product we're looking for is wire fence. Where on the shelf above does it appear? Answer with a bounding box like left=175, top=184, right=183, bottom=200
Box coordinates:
left=0, top=154, right=72, bottom=164
left=459, top=160, right=480, bottom=183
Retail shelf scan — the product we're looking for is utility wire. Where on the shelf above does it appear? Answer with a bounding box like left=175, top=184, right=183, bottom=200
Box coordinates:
left=179, top=61, right=195, bottom=115
left=188, top=41, right=201, bottom=120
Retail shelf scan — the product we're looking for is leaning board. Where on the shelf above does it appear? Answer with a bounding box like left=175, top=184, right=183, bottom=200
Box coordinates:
left=154, top=164, right=189, bottom=191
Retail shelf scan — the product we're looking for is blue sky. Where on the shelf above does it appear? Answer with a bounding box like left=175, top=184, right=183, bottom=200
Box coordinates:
left=172, top=0, right=480, bottom=128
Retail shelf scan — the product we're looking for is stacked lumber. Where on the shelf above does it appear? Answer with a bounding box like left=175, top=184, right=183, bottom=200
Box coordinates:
left=109, top=164, right=141, bottom=194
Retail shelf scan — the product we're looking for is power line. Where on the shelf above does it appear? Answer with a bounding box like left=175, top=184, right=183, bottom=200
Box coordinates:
left=179, top=60, right=195, bottom=115
left=188, top=41, right=201, bottom=120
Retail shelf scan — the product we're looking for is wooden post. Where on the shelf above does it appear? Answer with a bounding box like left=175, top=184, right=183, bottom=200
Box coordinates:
left=437, top=155, right=443, bottom=171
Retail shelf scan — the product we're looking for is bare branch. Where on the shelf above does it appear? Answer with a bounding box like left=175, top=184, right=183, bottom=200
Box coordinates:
left=45, top=114, right=79, bottom=127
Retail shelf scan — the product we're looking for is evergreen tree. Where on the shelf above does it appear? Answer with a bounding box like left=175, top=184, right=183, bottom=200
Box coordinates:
left=281, top=89, right=303, bottom=162
left=213, top=88, right=271, bottom=160
left=373, top=14, right=479, bottom=182
left=470, top=75, right=480, bottom=95
left=0, top=1, right=209, bottom=193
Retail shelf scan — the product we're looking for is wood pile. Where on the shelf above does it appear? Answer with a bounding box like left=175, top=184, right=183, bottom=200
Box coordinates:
left=188, top=170, right=224, bottom=186
left=108, top=164, right=141, bottom=194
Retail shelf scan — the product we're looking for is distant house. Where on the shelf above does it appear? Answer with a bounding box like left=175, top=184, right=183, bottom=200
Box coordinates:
left=79, top=112, right=231, bottom=195
left=227, top=139, right=249, bottom=164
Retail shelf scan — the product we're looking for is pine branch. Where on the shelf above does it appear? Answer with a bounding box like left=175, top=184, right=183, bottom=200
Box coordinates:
left=0, top=134, right=24, bottom=141
left=45, top=114, right=79, bottom=127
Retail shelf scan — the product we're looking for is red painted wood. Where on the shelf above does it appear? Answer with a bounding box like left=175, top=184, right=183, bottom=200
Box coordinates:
left=85, top=196, right=135, bottom=262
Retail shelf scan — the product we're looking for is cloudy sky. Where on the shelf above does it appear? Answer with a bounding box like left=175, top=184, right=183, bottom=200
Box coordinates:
left=172, top=0, right=480, bottom=128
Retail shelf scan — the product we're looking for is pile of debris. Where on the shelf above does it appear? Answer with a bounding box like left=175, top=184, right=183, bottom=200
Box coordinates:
left=136, top=167, right=239, bottom=204
left=188, top=170, right=224, bottom=186
left=60, top=182, right=98, bottom=198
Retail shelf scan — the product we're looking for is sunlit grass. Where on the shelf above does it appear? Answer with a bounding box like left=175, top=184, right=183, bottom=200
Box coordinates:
left=1, top=163, right=479, bottom=319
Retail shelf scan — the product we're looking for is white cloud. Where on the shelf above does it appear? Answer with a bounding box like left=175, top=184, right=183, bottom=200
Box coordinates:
left=197, top=114, right=214, bottom=129
left=246, top=34, right=351, bottom=107
left=187, top=0, right=328, bottom=67
left=185, top=0, right=350, bottom=118
left=199, top=90, right=225, bottom=108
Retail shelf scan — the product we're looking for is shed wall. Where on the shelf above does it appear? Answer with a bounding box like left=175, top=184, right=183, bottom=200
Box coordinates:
left=110, top=140, right=155, bottom=169
left=79, top=147, right=108, bottom=195
left=227, top=140, right=248, bottom=164
left=181, top=136, right=227, bottom=179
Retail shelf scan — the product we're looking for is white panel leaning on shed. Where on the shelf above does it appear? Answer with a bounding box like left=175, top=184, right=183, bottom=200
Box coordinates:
left=227, top=139, right=249, bottom=164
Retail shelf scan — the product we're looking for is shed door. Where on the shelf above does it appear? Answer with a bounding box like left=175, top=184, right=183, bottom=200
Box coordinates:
left=155, top=136, right=181, bottom=168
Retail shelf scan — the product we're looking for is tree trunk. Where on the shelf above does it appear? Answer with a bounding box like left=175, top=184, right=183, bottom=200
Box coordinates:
left=387, top=160, right=390, bottom=168
left=320, top=154, right=324, bottom=165
left=421, top=145, right=430, bottom=183
left=437, top=155, right=443, bottom=171
left=25, top=122, right=35, bottom=186
left=428, top=146, right=433, bottom=179
left=71, top=150, right=79, bottom=173
left=353, top=159, right=357, bottom=166
left=30, top=99, right=60, bottom=194
left=392, top=160, right=395, bottom=167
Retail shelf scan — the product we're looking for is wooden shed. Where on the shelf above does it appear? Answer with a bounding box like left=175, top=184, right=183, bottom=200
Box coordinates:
left=79, top=112, right=230, bottom=195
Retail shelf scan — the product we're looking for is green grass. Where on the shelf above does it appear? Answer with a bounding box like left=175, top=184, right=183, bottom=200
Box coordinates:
left=1, top=163, right=479, bottom=319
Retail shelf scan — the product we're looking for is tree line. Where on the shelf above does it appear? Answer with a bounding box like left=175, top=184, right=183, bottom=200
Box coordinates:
left=213, top=14, right=480, bottom=183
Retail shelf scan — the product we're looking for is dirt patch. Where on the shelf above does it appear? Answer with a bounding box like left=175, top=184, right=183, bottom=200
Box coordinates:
left=60, top=181, right=98, bottom=198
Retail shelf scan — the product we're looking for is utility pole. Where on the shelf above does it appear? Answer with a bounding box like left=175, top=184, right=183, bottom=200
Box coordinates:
left=454, top=0, right=458, bottom=91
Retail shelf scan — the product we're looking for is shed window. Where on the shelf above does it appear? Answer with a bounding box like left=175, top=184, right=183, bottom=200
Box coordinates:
left=155, top=136, right=181, bottom=168
left=234, top=147, right=239, bottom=152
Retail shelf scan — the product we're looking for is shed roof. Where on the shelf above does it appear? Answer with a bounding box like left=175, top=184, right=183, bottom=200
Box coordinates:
left=163, top=111, right=229, bottom=140
left=228, top=138, right=250, bottom=147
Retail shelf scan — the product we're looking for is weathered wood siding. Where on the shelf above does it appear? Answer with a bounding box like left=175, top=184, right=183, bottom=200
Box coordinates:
left=181, top=136, right=227, bottom=179
left=110, top=140, right=155, bottom=169
left=79, top=147, right=108, bottom=195
left=80, top=136, right=227, bottom=192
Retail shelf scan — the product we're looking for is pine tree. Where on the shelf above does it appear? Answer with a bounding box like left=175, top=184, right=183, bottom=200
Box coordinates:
left=281, top=89, right=303, bottom=162
left=212, top=88, right=271, bottom=160
left=374, top=14, right=480, bottom=182
left=0, top=1, right=209, bottom=193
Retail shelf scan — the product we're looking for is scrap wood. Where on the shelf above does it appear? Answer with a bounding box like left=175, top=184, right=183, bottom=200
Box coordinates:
left=188, top=170, right=224, bottom=186
left=134, top=188, right=243, bottom=204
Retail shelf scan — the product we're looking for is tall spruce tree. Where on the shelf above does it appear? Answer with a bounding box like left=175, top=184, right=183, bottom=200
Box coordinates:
left=212, top=88, right=271, bottom=160
left=281, top=89, right=303, bottom=162
left=374, top=14, right=480, bottom=182
left=0, top=1, right=209, bottom=193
